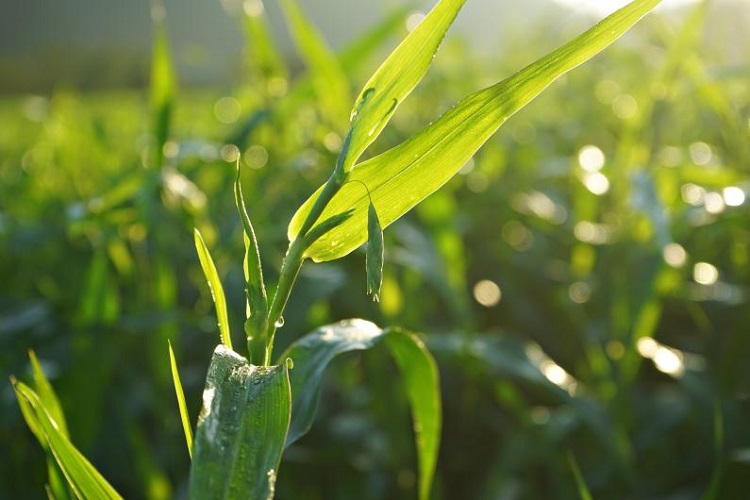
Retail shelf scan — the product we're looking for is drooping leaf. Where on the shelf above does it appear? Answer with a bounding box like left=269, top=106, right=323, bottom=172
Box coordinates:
left=279, top=319, right=440, bottom=500
left=366, top=202, right=384, bottom=301
left=343, top=0, right=466, bottom=172
left=289, top=0, right=662, bottom=262
left=189, top=345, right=291, bottom=500
left=194, top=228, right=232, bottom=350
left=13, top=380, right=123, bottom=499
left=168, top=341, right=193, bottom=459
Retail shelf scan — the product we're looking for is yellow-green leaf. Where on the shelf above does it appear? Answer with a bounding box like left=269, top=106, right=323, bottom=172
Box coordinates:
left=343, top=0, right=466, bottom=172
left=194, top=228, right=232, bottom=349
left=168, top=341, right=193, bottom=459
left=289, top=0, right=662, bottom=262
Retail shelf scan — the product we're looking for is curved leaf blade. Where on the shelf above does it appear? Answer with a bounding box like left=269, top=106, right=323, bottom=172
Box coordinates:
left=194, top=228, right=232, bottom=349
left=189, top=345, right=291, bottom=500
left=168, top=341, right=193, bottom=459
left=343, top=0, right=466, bottom=172
left=13, top=380, right=123, bottom=499
left=289, top=0, right=662, bottom=262
left=278, top=319, right=441, bottom=500
left=383, top=329, right=441, bottom=500
left=28, top=350, right=69, bottom=439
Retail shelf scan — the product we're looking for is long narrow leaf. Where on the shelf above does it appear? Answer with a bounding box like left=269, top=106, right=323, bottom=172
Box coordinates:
left=168, top=341, right=193, bottom=459
left=243, top=0, right=287, bottom=85
left=28, top=351, right=69, bottom=438
left=280, top=0, right=350, bottom=128
left=343, top=0, right=466, bottom=172
left=279, top=319, right=441, bottom=500
left=289, top=0, right=662, bottom=262
left=234, top=162, right=267, bottom=326
left=194, top=228, right=232, bottom=349
left=188, top=345, right=291, bottom=499
left=13, top=381, right=123, bottom=499
left=150, top=7, right=176, bottom=170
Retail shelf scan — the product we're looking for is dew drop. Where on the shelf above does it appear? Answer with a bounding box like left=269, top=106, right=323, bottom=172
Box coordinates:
left=274, top=316, right=285, bottom=328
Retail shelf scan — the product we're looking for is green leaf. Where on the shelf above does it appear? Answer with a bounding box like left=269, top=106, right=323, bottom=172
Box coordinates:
left=189, top=345, right=291, bottom=499
left=343, top=0, right=466, bottom=172
left=13, top=380, right=123, bottom=499
left=28, top=350, right=69, bottom=439
left=278, top=319, right=441, bottom=500
left=279, top=0, right=350, bottom=128
left=567, top=451, right=593, bottom=500
left=168, top=341, right=193, bottom=459
left=366, top=202, right=384, bottom=301
left=235, top=161, right=268, bottom=362
left=302, top=209, right=354, bottom=249
left=150, top=9, right=176, bottom=169
left=289, top=0, right=662, bottom=262
left=194, top=228, right=232, bottom=350
left=243, top=0, right=287, bottom=85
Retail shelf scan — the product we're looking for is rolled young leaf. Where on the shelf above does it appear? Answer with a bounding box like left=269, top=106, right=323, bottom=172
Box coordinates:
left=189, top=345, right=291, bottom=499
left=278, top=319, right=440, bottom=500
left=288, top=0, right=662, bottom=262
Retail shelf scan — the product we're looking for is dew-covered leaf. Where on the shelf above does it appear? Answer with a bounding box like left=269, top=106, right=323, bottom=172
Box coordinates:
left=188, top=345, right=291, bottom=499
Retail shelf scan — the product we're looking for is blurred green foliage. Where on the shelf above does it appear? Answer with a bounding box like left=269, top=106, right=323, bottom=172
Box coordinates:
left=2, top=1, right=749, bottom=498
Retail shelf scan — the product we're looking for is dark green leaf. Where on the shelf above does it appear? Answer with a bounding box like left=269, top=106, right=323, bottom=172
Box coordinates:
left=279, top=320, right=440, bottom=500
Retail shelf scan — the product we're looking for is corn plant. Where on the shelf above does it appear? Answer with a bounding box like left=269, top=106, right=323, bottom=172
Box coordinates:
left=11, top=0, right=663, bottom=498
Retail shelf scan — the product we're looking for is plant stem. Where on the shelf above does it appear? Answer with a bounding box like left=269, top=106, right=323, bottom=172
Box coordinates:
left=262, top=236, right=305, bottom=365
left=262, top=172, right=345, bottom=365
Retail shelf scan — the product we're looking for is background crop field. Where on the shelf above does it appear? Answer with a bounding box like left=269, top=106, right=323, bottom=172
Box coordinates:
left=2, top=1, right=749, bottom=498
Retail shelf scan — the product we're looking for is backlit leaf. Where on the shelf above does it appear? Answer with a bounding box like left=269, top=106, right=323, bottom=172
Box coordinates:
left=168, top=341, right=193, bottom=459
left=343, top=0, right=466, bottom=172
left=194, top=228, right=232, bottom=350
left=289, top=0, right=662, bottom=262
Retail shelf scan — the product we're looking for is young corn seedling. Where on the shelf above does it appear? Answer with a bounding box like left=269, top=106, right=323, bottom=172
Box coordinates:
left=12, top=0, right=662, bottom=497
